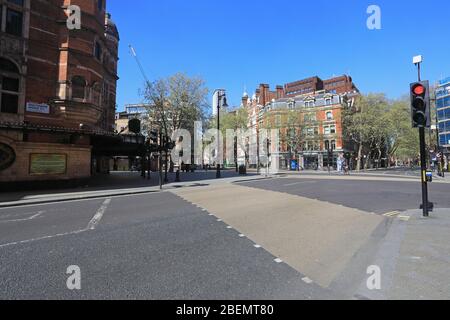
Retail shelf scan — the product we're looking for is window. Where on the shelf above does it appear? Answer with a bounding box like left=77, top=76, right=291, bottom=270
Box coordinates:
left=91, top=82, right=101, bottom=105
left=305, top=101, right=315, bottom=108
left=325, top=98, right=332, bottom=106
left=330, top=125, right=336, bottom=134
left=0, top=58, right=20, bottom=114
left=331, top=140, right=337, bottom=150
left=305, top=113, right=316, bottom=122
left=94, top=42, right=102, bottom=61
left=6, top=8, right=23, bottom=36
left=275, top=115, right=281, bottom=127
left=72, top=76, right=86, bottom=100
left=324, top=125, right=336, bottom=135
left=7, top=0, right=24, bottom=6
left=326, top=111, right=334, bottom=120
left=98, top=0, right=104, bottom=11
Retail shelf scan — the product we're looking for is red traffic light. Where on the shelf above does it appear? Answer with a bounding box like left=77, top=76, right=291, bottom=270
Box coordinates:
left=413, top=84, right=425, bottom=95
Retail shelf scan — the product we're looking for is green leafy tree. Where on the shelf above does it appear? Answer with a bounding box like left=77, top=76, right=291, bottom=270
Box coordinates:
left=343, top=94, right=389, bottom=171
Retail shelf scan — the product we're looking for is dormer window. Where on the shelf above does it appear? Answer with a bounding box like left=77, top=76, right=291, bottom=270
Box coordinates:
left=288, top=101, right=295, bottom=109
left=305, top=100, right=315, bottom=108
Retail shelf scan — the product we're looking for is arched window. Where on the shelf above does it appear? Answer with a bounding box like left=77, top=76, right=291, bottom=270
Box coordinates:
left=0, top=58, right=20, bottom=114
left=72, top=76, right=86, bottom=100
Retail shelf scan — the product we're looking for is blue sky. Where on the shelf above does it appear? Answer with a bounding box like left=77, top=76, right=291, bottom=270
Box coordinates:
left=108, top=0, right=450, bottom=111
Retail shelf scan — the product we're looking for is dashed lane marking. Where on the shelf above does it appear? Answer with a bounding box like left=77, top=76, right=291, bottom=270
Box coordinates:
left=302, top=277, right=314, bottom=284
left=0, top=211, right=45, bottom=223
left=0, top=229, right=87, bottom=249
left=87, top=198, right=112, bottom=230
left=274, top=258, right=283, bottom=264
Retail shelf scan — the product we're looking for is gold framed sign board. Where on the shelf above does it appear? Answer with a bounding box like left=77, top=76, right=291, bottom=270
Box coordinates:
left=30, top=154, right=67, bottom=175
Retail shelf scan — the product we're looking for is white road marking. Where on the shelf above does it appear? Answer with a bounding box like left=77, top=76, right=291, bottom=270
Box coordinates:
left=274, top=258, right=283, bottom=263
left=302, top=277, right=314, bottom=284
left=254, top=245, right=261, bottom=248
left=283, top=181, right=317, bottom=187
left=0, top=211, right=44, bottom=223
left=0, top=229, right=87, bottom=249
left=398, top=215, right=411, bottom=221
left=0, top=190, right=164, bottom=210
left=383, top=211, right=400, bottom=217
left=87, top=198, right=111, bottom=230
left=217, top=219, right=222, bottom=222
left=239, top=234, right=245, bottom=238
left=0, top=199, right=113, bottom=249
left=226, top=226, right=233, bottom=229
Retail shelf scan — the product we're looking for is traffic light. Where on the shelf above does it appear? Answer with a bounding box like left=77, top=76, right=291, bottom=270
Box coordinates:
left=163, top=136, right=175, bottom=151
left=146, top=130, right=159, bottom=152
left=149, top=130, right=158, bottom=144
left=128, top=118, right=141, bottom=134
left=410, top=81, right=431, bottom=128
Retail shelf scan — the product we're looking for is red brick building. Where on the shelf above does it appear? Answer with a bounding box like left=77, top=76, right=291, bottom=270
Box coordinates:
left=242, top=75, right=359, bottom=170
left=0, top=0, right=119, bottom=184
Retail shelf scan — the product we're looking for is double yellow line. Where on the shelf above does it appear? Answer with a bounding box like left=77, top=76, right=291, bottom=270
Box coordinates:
left=383, top=211, right=400, bottom=217
left=383, top=211, right=411, bottom=221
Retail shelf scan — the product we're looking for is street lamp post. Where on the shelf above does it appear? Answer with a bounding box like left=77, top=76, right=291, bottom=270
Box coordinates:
left=214, top=89, right=228, bottom=179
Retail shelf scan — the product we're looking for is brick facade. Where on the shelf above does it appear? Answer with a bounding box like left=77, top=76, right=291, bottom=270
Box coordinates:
left=242, top=75, right=359, bottom=170
left=0, top=0, right=119, bottom=183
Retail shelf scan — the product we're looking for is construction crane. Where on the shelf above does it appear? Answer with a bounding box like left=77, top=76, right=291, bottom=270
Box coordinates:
left=129, top=44, right=151, bottom=87
left=129, top=45, right=167, bottom=188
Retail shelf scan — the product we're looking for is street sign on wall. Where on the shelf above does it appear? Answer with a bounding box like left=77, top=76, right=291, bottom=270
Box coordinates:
left=26, top=102, right=50, bottom=114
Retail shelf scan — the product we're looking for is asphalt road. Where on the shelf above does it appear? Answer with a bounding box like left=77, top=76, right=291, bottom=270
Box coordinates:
left=239, top=177, right=450, bottom=214
left=0, top=191, right=336, bottom=300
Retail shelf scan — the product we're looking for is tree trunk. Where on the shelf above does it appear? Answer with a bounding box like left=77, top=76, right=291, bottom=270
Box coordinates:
left=377, top=148, right=382, bottom=169
left=357, top=143, right=363, bottom=172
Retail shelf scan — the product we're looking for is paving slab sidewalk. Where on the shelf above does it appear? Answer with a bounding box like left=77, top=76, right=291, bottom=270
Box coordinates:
left=354, top=208, right=450, bottom=300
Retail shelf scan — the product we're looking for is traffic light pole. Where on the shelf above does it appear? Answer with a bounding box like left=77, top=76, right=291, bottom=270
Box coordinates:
left=419, top=127, right=430, bottom=217
left=159, top=132, right=163, bottom=190
left=415, top=62, right=430, bottom=217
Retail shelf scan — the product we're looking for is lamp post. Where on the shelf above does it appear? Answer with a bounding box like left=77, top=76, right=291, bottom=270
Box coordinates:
left=214, top=89, right=228, bottom=179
